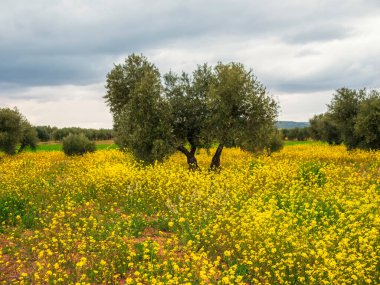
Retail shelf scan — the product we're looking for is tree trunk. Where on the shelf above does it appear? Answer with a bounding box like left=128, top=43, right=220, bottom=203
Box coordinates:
left=210, top=143, right=224, bottom=171
left=177, top=145, right=199, bottom=170
left=18, top=143, right=26, bottom=154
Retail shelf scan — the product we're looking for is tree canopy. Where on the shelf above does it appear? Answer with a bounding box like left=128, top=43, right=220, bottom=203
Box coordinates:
left=105, top=54, right=280, bottom=169
left=105, top=54, right=173, bottom=164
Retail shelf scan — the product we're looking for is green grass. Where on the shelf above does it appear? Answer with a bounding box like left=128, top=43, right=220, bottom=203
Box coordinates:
left=35, top=144, right=63, bottom=151
left=11, top=140, right=323, bottom=153
left=94, top=143, right=118, bottom=150
left=24, top=142, right=118, bottom=152
left=284, top=140, right=321, bottom=146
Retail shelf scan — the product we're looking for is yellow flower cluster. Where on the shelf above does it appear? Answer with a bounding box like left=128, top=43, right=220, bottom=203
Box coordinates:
left=0, top=144, right=379, bottom=284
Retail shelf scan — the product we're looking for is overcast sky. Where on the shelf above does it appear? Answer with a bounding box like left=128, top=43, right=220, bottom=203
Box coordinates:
left=1, top=0, right=379, bottom=128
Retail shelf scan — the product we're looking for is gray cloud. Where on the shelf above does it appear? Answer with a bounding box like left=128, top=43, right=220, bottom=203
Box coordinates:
left=285, top=24, right=351, bottom=44
left=1, top=83, right=112, bottom=128
left=1, top=0, right=379, bottom=87
left=275, top=90, right=334, bottom=121
left=268, top=58, right=380, bottom=93
left=0, top=83, right=105, bottom=102
left=0, top=0, right=379, bottom=125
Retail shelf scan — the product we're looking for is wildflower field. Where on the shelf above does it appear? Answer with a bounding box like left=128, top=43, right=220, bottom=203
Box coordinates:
left=0, top=144, right=379, bottom=284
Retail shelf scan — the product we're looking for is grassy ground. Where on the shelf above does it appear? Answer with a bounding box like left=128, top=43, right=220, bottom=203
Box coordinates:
left=28, top=140, right=118, bottom=152
left=29, top=140, right=318, bottom=153
left=283, top=140, right=321, bottom=146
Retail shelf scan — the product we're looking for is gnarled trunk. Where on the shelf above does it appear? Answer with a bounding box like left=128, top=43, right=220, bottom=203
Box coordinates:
left=177, top=145, right=199, bottom=170
left=210, top=143, right=224, bottom=171
left=18, top=143, right=26, bottom=154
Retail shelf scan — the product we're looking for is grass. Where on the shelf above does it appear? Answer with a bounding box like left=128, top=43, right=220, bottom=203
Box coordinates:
left=23, top=140, right=319, bottom=153
left=284, top=140, right=322, bottom=146
left=5, top=140, right=325, bottom=155
left=26, top=140, right=118, bottom=152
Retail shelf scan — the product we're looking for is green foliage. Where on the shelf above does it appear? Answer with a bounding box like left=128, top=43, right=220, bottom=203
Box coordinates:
left=328, top=88, right=365, bottom=149
left=163, top=64, right=212, bottom=148
left=0, top=108, right=21, bottom=154
left=62, top=133, right=96, bottom=156
left=267, top=131, right=284, bottom=155
left=106, top=54, right=174, bottom=164
left=50, top=127, right=114, bottom=141
left=0, top=107, right=38, bottom=155
left=312, top=88, right=380, bottom=150
left=309, top=113, right=341, bottom=145
left=282, top=127, right=311, bottom=141
left=354, top=95, right=380, bottom=149
left=19, top=120, right=38, bottom=153
left=35, top=126, right=51, bottom=141
left=206, top=62, right=279, bottom=152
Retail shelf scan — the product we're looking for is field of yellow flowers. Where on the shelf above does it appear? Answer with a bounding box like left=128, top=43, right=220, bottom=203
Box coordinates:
left=0, top=144, right=379, bottom=284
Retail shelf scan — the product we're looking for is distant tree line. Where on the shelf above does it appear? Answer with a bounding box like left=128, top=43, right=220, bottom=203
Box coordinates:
left=309, top=88, right=380, bottom=150
left=35, top=126, right=113, bottom=142
left=281, top=127, right=311, bottom=141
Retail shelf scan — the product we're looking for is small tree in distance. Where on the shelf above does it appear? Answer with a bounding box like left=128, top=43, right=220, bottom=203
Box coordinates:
left=309, top=113, right=341, bottom=145
left=62, top=134, right=96, bottom=156
left=18, top=120, right=38, bottom=153
left=105, top=54, right=280, bottom=170
left=0, top=107, right=38, bottom=155
left=327, top=88, right=365, bottom=149
left=309, top=88, right=380, bottom=150
left=354, top=94, right=380, bottom=149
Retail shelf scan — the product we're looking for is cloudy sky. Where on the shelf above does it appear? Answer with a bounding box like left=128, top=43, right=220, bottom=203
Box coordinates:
left=1, top=0, right=379, bottom=128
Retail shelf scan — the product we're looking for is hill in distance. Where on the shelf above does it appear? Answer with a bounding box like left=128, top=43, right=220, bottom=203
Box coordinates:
left=276, top=121, right=310, bottom=129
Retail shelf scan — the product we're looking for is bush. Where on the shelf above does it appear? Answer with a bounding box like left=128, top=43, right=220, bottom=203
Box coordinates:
left=267, top=131, right=284, bottom=155
left=62, top=133, right=96, bottom=156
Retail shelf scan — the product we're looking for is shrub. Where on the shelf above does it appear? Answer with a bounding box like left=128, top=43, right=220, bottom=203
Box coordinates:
left=62, top=133, right=96, bottom=156
left=267, top=131, right=284, bottom=155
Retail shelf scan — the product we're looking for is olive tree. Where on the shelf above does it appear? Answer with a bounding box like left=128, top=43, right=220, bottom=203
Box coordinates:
left=309, top=113, right=341, bottom=145
left=311, top=88, right=380, bottom=150
left=105, top=54, right=280, bottom=169
left=0, top=107, right=38, bottom=155
left=18, top=120, right=38, bottom=153
left=354, top=93, right=380, bottom=149
left=327, top=88, right=365, bottom=149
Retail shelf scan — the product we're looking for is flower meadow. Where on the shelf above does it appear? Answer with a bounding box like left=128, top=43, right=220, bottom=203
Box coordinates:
left=0, top=144, right=379, bottom=285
